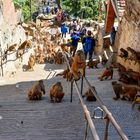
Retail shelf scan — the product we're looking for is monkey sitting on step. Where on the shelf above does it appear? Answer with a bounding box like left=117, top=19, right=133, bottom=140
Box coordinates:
left=112, top=81, right=138, bottom=101
left=28, top=54, right=35, bottom=71
left=50, top=82, right=65, bottom=103
left=27, top=80, right=45, bottom=100
left=99, top=66, right=113, bottom=81
left=56, top=69, right=73, bottom=81
left=87, top=59, right=100, bottom=69
left=82, top=86, right=97, bottom=101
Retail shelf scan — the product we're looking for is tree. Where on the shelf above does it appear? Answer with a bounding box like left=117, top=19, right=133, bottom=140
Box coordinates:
left=13, top=0, right=38, bottom=22
left=60, top=0, right=100, bottom=20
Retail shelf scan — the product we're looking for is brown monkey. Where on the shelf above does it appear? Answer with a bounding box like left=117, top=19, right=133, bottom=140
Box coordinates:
left=50, top=82, right=65, bottom=103
left=7, top=44, right=17, bottom=52
left=18, top=40, right=32, bottom=50
left=56, top=69, right=72, bottom=81
left=82, top=86, right=97, bottom=101
left=112, top=81, right=138, bottom=101
left=127, top=69, right=140, bottom=86
left=27, top=80, right=45, bottom=100
left=87, top=59, right=100, bottom=69
left=119, top=48, right=128, bottom=59
left=71, top=50, right=86, bottom=81
left=112, top=81, right=122, bottom=100
left=99, top=67, right=113, bottom=81
left=28, top=54, right=35, bottom=71
left=54, top=51, right=64, bottom=64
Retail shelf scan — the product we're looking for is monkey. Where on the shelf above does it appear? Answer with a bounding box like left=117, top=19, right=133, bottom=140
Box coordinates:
left=54, top=51, right=64, bottom=64
left=112, top=81, right=139, bottom=101
left=28, top=54, right=35, bottom=71
left=82, top=86, right=97, bottom=101
left=7, top=44, right=17, bottom=52
left=56, top=69, right=72, bottom=81
left=117, top=64, right=129, bottom=83
left=50, top=82, right=65, bottom=103
left=18, top=40, right=32, bottom=50
left=36, top=53, right=46, bottom=64
left=119, top=48, right=128, bottom=59
left=60, top=44, right=70, bottom=53
left=87, top=59, right=100, bottom=69
left=127, top=69, right=140, bottom=86
left=27, top=80, right=45, bottom=100
left=71, top=50, right=86, bottom=81
left=99, top=66, right=113, bottom=81
left=132, top=95, right=140, bottom=110
left=112, top=81, right=122, bottom=100
left=101, top=53, right=108, bottom=65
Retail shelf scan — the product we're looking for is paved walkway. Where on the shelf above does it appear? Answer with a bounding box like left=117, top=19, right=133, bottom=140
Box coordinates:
left=0, top=61, right=140, bottom=140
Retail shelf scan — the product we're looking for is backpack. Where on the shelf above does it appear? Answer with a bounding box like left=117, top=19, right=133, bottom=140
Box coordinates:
left=84, top=37, right=92, bottom=52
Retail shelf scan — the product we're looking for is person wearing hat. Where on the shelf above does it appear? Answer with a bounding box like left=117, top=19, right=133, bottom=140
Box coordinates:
left=82, top=30, right=95, bottom=60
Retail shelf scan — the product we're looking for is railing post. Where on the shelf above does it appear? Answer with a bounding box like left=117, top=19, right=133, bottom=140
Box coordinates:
left=84, top=120, right=89, bottom=140
left=104, top=116, right=110, bottom=140
left=70, top=79, right=73, bottom=102
left=80, top=76, right=84, bottom=96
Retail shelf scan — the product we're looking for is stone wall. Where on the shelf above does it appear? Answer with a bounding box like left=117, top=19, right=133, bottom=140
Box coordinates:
left=116, top=0, right=140, bottom=72
left=0, top=0, right=32, bottom=77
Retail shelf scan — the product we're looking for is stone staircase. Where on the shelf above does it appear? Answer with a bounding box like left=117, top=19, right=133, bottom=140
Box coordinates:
left=0, top=62, right=140, bottom=140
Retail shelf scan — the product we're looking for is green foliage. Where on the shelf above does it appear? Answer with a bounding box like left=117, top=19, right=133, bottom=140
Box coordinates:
left=60, top=0, right=100, bottom=20
left=13, top=0, right=38, bottom=22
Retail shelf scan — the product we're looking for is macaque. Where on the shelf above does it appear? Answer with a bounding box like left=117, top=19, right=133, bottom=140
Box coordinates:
left=7, top=44, right=17, bottom=52
left=50, top=82, right=65, bottom=103
left=112, top=81, right=139, bottom=101
left=56, top=69, right=72, bottom=81
left=87, top=59, right=100, bottom=69
left=71, top=50, right=86, bottom=81
left=82, top=86, right=97, bottom=101
left=112, top=81, right=122, bottom=100
left=119, top=48, right=128, bottom=59
left=18, top=40, right=32, bottom=50
left=54, top=51, right=64, bottom=64
left=28, top=80, right=45, bottom=100
left=99, top=67, right=113, bottom=81
left=28, top=54, right=35, bottom=71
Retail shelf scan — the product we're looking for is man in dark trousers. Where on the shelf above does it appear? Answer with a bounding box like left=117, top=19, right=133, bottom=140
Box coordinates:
left=82, top=30, right=95, bottom=60
left=70, top=31, right=80, bottom=56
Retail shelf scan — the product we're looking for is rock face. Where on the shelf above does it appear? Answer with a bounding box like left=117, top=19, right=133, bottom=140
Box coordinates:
left=116, top=0, right=140, bottom=72
left=0, top=0, right=26, bottom=77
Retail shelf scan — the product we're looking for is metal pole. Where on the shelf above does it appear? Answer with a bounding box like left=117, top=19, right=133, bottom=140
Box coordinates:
left=84, top=77, right=128, bottom=140
left=84, top=120, right=89, bottom=140
left=70, top=79, right=73, bottom=102
left=80, top=76, right=84, bottom=96
left=104, top=116, right=110, bottom=140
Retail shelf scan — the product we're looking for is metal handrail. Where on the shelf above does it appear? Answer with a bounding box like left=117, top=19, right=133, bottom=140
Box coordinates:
left=84, top=77, right=128, bottom=140
left=62, top=51, right=100, bottom=140
left=61, top=48, right=128, bottom=140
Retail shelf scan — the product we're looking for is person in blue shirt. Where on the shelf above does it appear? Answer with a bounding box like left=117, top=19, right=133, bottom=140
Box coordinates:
left=70, top=32, right=80, bottom=56
left=82, top=30, right=95, bottom=60
left=61, top=23, right=68, bottom=38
